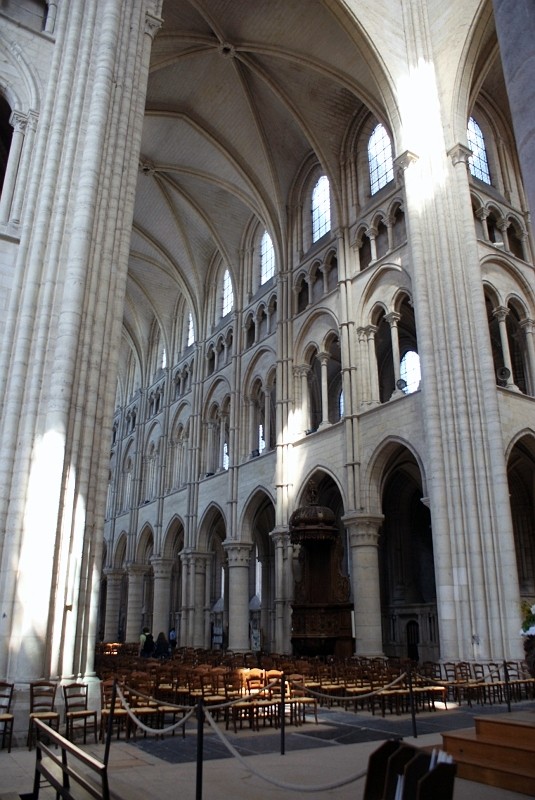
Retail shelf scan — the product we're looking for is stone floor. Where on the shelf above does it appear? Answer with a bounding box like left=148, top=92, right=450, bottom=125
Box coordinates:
left=2, top=698, right=535, bottom=799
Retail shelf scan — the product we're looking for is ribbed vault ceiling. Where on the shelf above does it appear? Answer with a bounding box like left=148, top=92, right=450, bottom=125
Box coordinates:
left=127, top=0, right=383, bottom=359
left=125, top=0, right=507, bottom=379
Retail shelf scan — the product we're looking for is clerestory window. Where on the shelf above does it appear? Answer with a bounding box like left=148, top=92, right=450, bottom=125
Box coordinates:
left=312, top=175, right=331, bottom=242
left=187, top=312, right=195, bottom=346
left=222, top=268, right=234, bottom=317
left=260, top=230, right=275, bottom=284
left=368, top=123, right=394, bottom=195
left=467, top=117, right=491, bottom=184
left=400, top=350, right=421, bottom=394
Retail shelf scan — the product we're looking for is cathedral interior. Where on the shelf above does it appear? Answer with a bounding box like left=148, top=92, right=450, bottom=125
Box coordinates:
left=0, top=0, right=535, bottom=703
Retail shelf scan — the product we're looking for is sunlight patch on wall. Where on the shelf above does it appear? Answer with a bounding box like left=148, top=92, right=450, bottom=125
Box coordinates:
left=397, top=58, right=447, bottom=210
left=16, top=429, right=66, bottom=668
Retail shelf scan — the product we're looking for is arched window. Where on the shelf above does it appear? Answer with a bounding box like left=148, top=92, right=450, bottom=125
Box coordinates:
left=260, top=230, right=275, bottom=284
left=258, top=423, right=266, bottom=454
left=338, top=389, right=344, bottom=419
left=467, top=117, right=491, bottom=184
left=368, top=124, right=394, bottom=195
left=400, top=350, right=421, bottom=394
left=148, top=323, right=166, bottom=377
left=222, top=268, right=234, bottom=316
left=187, top=312, right=195, bottom=346
left=311, top=175, right=331, bottom=242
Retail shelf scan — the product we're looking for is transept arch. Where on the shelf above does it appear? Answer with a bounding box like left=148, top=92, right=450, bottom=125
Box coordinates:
left=290, top=470, right=351, bottom=658
left=240, top=489, right=276, bottom=652
left=162, top=517, right=185, bottom=640
left=506, top=433, right=535, bottom=601
left=373, top=443, right=437, bottom=662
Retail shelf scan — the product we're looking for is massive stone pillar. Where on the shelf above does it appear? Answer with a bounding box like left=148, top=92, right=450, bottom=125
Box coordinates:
left=150, top=557, right=173, bottom=637
left=492, top=1, right=535, bottom=219
left=396, top=0, right=521, bottom=661
left=125, top=565, right=146, bottom=644
left=192, top=552, right=209, bottom=648
left=0, top=1, right=162, bottom=682
left=344, top=512, right=384, bottom=657
left=224, top=542, right=252, bottom=652
left=103, top=568, right=124, bottom=642
left=270, top=528, right=292, bottom=653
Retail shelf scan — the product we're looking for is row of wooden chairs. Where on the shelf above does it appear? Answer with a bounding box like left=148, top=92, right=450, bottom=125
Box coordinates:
left=100, top=666, right=319, bottom=738
left=0, top=681, right=14, bottom=752
left=26, top=680, right=98, bottom=750
left=419, top=660, right=535, bottom=706
left=0, top=680, right=98, bottom=753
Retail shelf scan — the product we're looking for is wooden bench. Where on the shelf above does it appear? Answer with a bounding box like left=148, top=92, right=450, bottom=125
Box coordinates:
left=32, top=718, right=111, bottom=800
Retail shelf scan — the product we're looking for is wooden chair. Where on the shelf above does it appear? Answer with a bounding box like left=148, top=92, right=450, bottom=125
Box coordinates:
left=27, top=680, right=60, bottom=750
left=126, top=672, right=160, bottom=739
left=222, top=671, right=248, bottom=731
left=287, top=673, right=318, bottom=724
left=485, top=662, right=506, bottom=704
left=100, top=679, right=130, bottom=742
left=63, top=682, right=97, bottom=743
left=0, top=681, right=14, bottom=752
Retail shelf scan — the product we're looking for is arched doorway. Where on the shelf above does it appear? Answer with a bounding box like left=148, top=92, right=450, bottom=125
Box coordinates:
left=290, top=472, right=351, bottom=658
left=248, top=494, right=275, bottom=653
left=379, top=447, right=438, bottom=662
left=507, top=435, right=535, bottom=600
left=163, top=518, right=184, bottom=644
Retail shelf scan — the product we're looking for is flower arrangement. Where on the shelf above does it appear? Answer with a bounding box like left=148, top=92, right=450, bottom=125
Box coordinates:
left=520, top=600, right=535, bottom=636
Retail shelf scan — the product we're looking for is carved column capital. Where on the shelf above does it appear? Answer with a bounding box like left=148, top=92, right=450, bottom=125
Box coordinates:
left=448, top=142, right=472, bottom=167
left=223, top=541, right=252, bottom=567
left=150, top=556, right=174, bottom=579
left=343, top=511, right=384, bottom=548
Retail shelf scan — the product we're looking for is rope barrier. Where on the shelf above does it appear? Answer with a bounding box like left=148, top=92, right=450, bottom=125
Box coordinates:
left=203, top=705, right=367, bottom=793
left=286, top=670, right=409, bottom=704
left=116, top=682, right=195, bottom=736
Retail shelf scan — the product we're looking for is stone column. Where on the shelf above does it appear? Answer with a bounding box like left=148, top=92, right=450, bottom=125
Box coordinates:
left=150, top=557, right=173, bottom=637
left=45, top=1, right=59, bottom=34
left=386, top=312, right=403, bottom=397
left=366, top=326, right=381, bottom=404
left=344, top=512, right=384, bottom=657
left=270, top=528, right=291, bottom=653
left=103, top=568, right=123, bottom=642
left=367, top=226, right=378, bottom=261
left=180, top=551, right=193, bottom=647
left=125, top=564, right=146, bottom=644
left=10, top=110, right=38, bottom=225
left=218, top=411, right=227, bottom=470
left=248, top=397, right=256, bottom=454
left=263, top=386, right=271, bottom=451
left=204, top=421, right=213, bottom=474
left=0, top=111, right=26, bottom=225
left=493, top=306, right=519, bottom=390
left=318, top=352, right=330, bottom=427
left=520, top=319, right=535, bottom=395
left=300, top=366, right=311, bottom=433
left=224, top=542, right=252, bottom=651
left=192, top=553, right=209, bottom=648
left=0, top=1, right=162, bottom=682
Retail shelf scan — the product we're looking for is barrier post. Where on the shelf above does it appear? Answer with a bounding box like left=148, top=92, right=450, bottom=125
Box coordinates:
left=103, top=679, right=116, bottom=767
left=407, top=665, right=418, bottom=738
left=280, top=673, right=286, bottom=756
left=503, top=660, right=511, bottom=713
left=196, top=699, right=205, bottom=800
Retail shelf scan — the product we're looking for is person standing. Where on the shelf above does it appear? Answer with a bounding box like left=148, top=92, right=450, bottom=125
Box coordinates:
left=139, top=626, right=154, bottom=657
